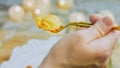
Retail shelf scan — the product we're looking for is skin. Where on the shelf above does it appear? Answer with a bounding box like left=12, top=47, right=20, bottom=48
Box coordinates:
left=39, top=14, right=120, bottom=68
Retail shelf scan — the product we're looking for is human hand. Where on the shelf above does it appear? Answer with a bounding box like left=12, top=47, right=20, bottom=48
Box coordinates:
left=39, top=14, right=120, bottom=68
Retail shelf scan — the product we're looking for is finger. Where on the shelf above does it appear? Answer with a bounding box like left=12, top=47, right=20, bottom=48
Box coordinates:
left=89, top=14, right=103, bottom=24
left=77, top=16, right=114, bottom=43
left=88, top=30, right=120, bottom=65
left=96, top=30, right=120, bottom=50
left=76, top=14, right=102, bottom=31
left=88, top=30, right=120, bottom=54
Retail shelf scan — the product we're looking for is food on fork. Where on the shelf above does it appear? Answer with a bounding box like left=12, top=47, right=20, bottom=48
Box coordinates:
left=36, top=14, right=63, bottom=33
left=36, top=14, right=120, bottom=34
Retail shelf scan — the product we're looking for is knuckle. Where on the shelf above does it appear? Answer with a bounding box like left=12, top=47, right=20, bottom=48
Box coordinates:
left=90, top=19, right=110, bottom=38
left=91, top=24, right=105, bottom=38
left=95, top=50, right=110, bottom=62
left=72, top=32, right=84, bottom=44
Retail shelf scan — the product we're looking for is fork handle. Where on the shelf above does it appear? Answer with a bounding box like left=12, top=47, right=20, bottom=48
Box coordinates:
left=69, top=22, right=120, bottom=30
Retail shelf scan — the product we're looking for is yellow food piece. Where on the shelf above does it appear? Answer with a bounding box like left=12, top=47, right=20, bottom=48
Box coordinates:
left=36, top=14, right=62, bottom=33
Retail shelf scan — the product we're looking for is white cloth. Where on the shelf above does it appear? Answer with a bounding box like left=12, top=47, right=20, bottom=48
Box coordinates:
left=0, top=36, right=62, bottom=68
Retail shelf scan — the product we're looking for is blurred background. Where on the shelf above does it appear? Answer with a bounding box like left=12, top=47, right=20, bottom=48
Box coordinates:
left=0, top=0, right=120, bottom=68
left=0, top=0, right=120, bottom=31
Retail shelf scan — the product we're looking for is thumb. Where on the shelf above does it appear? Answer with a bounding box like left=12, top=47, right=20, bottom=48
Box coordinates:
left=77, top=16, right=114, bottom=43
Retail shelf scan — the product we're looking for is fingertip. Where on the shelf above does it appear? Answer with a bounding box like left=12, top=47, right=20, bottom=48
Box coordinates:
left=89, top=14, right=103, bottom=24
left=103, top=16, right=114, bottom=26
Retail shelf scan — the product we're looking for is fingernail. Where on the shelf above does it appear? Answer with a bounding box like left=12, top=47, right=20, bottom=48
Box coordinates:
left=103, top=16, right=113, bottom=26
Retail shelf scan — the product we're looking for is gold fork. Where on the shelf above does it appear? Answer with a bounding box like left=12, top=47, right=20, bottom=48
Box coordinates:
left=51, top=22, right=120, bottom=33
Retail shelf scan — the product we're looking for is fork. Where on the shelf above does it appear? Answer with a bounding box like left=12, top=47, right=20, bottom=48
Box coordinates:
left=50, top=22, right=120, bottom=33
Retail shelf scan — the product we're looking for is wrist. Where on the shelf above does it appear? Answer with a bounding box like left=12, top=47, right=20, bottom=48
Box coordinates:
left=39, top=56, right=62, bottom=68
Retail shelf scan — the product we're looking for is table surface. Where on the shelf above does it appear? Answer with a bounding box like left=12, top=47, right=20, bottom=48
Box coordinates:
left=0, top=30, right=52, bottom=63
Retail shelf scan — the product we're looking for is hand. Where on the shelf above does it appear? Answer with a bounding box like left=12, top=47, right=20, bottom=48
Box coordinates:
left=39, top=14, right=120, bottom=68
